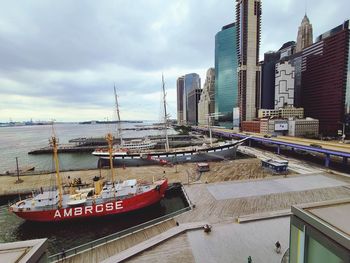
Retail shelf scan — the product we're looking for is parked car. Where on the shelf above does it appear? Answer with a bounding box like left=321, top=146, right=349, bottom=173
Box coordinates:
left=310, top=143, right=322, bottom=148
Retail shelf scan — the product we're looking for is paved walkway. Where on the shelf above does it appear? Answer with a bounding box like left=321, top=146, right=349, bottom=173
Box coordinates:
left=187, top=218, right=290, bottom=263
left=101, top=222, right=207, bottom=263
left=207, top=174, right=347, bottom=200
left=238, top=146, right=322, bottom=174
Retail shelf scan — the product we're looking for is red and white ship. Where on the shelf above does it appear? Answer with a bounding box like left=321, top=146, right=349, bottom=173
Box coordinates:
left=9, top=134, right=168, bottom=222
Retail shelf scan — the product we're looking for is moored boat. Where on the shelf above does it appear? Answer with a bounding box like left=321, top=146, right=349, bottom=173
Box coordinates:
left=9, top=133, right=167, bottom=222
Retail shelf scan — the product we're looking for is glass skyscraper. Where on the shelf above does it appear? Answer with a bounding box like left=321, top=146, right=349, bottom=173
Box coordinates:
left=215, top=23, right=238, bottom=128
left=183, top=73, right=201, bottom=124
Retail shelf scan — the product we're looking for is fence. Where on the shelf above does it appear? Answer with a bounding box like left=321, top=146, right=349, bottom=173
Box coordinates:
left=48, top=205, right=191, bottom=262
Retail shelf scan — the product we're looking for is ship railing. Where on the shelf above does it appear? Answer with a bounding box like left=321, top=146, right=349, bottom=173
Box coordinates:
left=48, top=206, right=191, bottom=262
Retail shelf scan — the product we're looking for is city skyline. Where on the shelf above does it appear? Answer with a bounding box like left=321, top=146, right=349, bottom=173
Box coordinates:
left=0, top=0, right=349, bottom=122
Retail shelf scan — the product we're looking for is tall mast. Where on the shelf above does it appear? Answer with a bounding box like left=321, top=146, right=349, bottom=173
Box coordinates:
left=162, top=74, right=170, bottom=152
left=106, top=133, right=116, bottom=196
left=50, top=136, right=63, bottom=208
left=114, top=85, right=123, bottom=146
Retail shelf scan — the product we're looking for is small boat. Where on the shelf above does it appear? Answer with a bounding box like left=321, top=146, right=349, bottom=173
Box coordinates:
left=9, top=133, right=167, bottom=222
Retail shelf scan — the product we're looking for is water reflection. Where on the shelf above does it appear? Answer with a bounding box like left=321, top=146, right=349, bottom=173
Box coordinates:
left=1, top=190, right=187, bottom=255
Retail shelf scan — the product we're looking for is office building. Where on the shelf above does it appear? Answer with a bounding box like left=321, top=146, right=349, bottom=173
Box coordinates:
left=187, top=88, right=201, bottom=125
left=215, top=23, right=238, bottom=128
left=177, top=76, right=185, bottom=125
left=261, top=51, right=280, bottom=109
left=182, top=73, right=201, bottom=124
left=290, top=54, right=303, bottom=107
left=296, top=14, right=313, bottom=53
left=236, top=0, right=262, bottom=123
left=198, top=68, right=215, bottom=126
left=241, top=120, right=261, bottom=133
left=288, top=118, right=319, bottom=137
left=301, top=20, right=350, bottom=135
left=275, top=60, right=295, bottom=109
left=279, top=107, right=304, bottom=119
left=258, top=107, right=304, bottom=119
left=259, top=119, right=289, bottom=135
left=289, top=200, right=350, bottom=262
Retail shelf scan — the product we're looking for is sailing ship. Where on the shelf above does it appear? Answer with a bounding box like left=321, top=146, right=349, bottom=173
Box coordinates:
left=9, top=133, right=168, bottom=222
left=94, top=76, right=251, bottom=167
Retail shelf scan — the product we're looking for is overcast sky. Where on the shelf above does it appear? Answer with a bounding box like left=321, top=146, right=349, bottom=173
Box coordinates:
left=0, top=0, right=349, bottom=122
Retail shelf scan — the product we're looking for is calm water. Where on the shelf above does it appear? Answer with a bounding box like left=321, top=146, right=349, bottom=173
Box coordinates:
left=0, top=122, right=176, bottom=172
left=0, top=190, right=188, bottom=255
left=0, top=122, right=184, bottom=255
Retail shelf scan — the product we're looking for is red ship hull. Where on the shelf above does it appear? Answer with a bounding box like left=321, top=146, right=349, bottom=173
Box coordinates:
left=12, top=180, right=168, bottom=222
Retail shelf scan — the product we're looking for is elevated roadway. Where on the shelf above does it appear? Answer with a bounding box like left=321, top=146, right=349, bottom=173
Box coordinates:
left=193, top=127, right=350, bottom=167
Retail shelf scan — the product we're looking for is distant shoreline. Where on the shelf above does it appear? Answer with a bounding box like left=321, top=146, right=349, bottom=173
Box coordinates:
left=0, top=120, right=145, bottom=127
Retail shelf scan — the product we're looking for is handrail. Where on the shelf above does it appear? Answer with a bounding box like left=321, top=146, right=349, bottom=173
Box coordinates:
left=181, top=185, right=194, bottom=208
left=48, top=206, right=191, bottom=262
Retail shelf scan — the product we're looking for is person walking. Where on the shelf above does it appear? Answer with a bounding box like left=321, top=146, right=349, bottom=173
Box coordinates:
left=275, top=241, right=281, bottom=253
left=248, top=255, right=252, bottom=263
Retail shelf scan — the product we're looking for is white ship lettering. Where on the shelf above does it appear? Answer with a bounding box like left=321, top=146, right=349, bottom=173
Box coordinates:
left=54, top=201, right=124, bottom=218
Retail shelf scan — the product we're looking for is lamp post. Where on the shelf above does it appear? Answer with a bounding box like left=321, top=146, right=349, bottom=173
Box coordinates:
left=15, top=157, right=23, bottom=184
left=338, top=121, right=346, bottom=142
left=205, top=113, right=224, bottom=147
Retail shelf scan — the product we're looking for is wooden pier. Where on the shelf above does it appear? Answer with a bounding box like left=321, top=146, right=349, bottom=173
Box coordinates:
left=3, top=147, right=350, bottom=263
left=61, top=219, right=177, bottom=263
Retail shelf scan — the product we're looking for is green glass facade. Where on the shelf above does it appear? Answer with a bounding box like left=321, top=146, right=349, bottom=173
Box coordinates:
left=290, top=214, right=350, bottom=263
left=215, top=23, right=238, bottom=128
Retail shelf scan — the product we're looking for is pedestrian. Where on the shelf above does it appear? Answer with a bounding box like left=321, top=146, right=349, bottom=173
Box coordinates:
left=275, top=241, right=281, bottom=253
left=248, top=255, right=252, bottom=263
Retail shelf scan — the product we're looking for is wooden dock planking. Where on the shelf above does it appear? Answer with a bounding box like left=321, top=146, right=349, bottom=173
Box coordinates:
left=127, top=233, right=195, bottom=263
left=176, top=184, right=350, bottom=224
left=63, top=219, right=176, bottom=263
left=101, top=222, right=205, bottom=263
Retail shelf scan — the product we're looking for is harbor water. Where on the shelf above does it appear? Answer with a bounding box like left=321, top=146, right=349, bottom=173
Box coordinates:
left=0, top=122, right=176, bottom=173
left=0, top=187, right=189, bottom=255
left=0, top=122, right=184, bottom=255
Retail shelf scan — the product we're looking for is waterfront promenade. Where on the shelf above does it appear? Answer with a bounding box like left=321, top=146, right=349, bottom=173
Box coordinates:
left=2, top=144, right=350, bottom=262
left=46, top=146, right=350, bottom=263
left=0, top=158, right=273, bottom=197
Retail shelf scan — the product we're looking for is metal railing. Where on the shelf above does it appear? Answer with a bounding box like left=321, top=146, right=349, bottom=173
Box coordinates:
left=48, top=206, right=191, bottom=262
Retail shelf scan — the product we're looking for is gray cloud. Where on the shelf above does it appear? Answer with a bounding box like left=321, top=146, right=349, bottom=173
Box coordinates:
left=0, top=0, right=348, bottom=121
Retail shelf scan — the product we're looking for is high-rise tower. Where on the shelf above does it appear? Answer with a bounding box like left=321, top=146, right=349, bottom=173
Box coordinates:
left=215, top=23, right=238, bottom=128
left=182, top=73, right=201, bottom=124
left=296, top=14, right=313, bottom=53
left=176, top=76, right=184, bottom=125
left=198, top=68, right=215, bottom=125
left=236, top=0, right=262, bottom=123
left=301, top=20, right=350, bottom=135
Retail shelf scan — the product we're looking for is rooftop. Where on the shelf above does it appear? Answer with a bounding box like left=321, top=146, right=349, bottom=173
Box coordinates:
left=0, top=238, right=48, bottom=263
left=292, top=199, right=350, bottom=250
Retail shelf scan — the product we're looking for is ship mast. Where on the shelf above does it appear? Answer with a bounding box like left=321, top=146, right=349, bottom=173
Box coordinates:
left=106, top=133, right=116, bottom=196
left=114, top=85, right=123, bottom=146
left=162, top=74, right=170, bottom=152
left=50, top=136, right=63, bottom=208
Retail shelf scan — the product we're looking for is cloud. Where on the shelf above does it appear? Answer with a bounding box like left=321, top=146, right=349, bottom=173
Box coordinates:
left=0, top=0, right=348, bottom=122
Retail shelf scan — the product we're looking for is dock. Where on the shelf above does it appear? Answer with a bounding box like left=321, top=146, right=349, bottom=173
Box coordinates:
left=0, top=159, right=274, bottom=197
left=50, top=170, right=350, bottom=263
left=28, top=135, right=204, bottom=155
left=3, top=145, right=350, bottom=263
left=55, top=147, right=350, bottom=263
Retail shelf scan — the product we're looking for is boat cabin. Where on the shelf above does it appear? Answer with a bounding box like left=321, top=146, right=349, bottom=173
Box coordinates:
left=33, top=190, right=59, bottom=207
left=101, top=179, right=138, bottom=199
